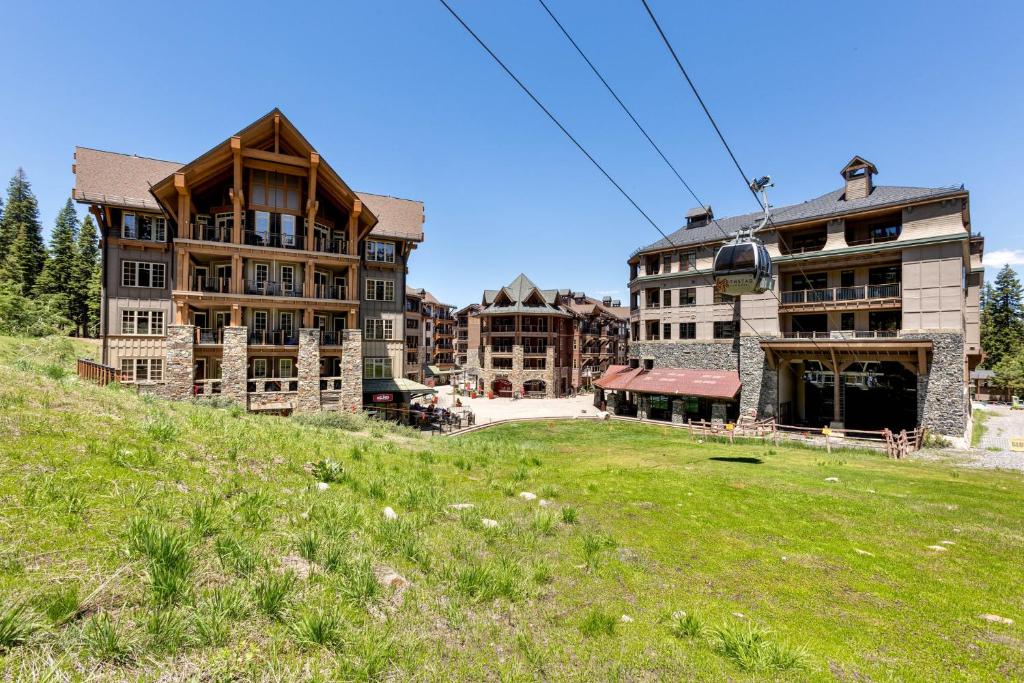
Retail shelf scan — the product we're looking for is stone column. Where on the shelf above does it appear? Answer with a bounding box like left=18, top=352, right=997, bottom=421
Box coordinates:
left=296, top=328, right=322, bottom=413
left=165, top=324, right=195, bottom=400
left=738, top=336, right=777, bottom=419
left=671, top=398, right=685, bottom=424
left=637, top=394, right=649, bottom=420
left=545, top=346, right=556, bottom=397
left=906, top=332, right=966, bottom=437
left=221, top=326, right=249, bottom=406
left=339, top=329, right=363, bottom=411
left=512, top=345, right=524, bottom=395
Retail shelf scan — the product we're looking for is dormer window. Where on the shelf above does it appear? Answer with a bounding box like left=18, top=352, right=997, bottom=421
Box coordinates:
left=840, top=156, right=878, bottom=201
left=686, top=205, right=713, bottom=228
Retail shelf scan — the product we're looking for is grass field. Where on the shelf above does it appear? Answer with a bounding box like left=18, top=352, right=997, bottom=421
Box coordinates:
left=0, top=336, right=1022, bottom=681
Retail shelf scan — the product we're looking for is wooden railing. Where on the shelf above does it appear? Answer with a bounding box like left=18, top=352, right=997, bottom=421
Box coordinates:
left=77, top=359, right=120, bottom=386
left=320, top=376, right=344, bottom=391
left=193, top=379, right=222, bottom=396
left=781, top=283, right=900, bottom=305
left=247, top=377, right=299, bottom=393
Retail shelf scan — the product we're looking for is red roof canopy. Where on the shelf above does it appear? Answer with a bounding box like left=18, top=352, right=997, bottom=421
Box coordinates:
left=595, top=366, right=741, bottom=400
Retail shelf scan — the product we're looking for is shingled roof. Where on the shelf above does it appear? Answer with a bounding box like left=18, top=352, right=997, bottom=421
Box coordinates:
left=634, top=183, right=966, bottom=256
left=73, top=147, right=183, bottom=211
left=480, top=273, right=570, bottom=317
left=358, top=192, right=424, bottom=242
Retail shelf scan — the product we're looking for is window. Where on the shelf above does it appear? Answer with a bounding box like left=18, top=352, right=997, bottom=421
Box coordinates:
left=121, top=310, right=164, bottom=335
left=662, top=323, right=672, bottom=340
left=714, top=321, right=738, bottom=339
left=680, top=251, right=697, bottom=271
left=278, top=358, right=293, bottom=378
left=491, top=357, right=513, bottom=369
left=121, top=213, right=165, bottom=242
left=279, top=311, right=294, bottom=332
left=679, top=322, right=696, bottom=339
left=280, top=265, right=295, bottom=292
left=364, top=319, right=394, bottom=340
left=841, top=312, right=855, bottom=331
left=679, top=287, right=696, bottom=306
left=364, top=357, right=393, bottom=379
left=250, top=170, right=302, bottom=211
left=121, top=261, right=166, bottom=288
left=662, top=253, right=673, bottom=273
left=365, top=240, right=396, bottom=263
left=253, top=311, right=268, bottom=332
left=252, top=358, right=268, bottom=378
left=122, top=212, right=136, bottom=238
left=365, top=279, right=395, bottom=301
left=663, top=289, right=673, bottom=307
left=254, top=263, right=270, bottom=287
left=120, top=358, right=163, bottom=383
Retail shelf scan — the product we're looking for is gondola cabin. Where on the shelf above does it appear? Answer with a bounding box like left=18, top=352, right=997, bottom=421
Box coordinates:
left=713, top=236, right=774, bottom=296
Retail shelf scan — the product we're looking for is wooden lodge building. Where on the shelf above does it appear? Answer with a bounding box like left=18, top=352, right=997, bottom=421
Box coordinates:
left=600, top=157, right=984, bottom=437
left=73, top=109, right=428, bottom=414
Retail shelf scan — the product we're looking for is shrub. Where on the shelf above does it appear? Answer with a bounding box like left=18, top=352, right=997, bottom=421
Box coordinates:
left=531, top=510, right=556, bottom=536
left=187, top=498, right=221, bottom=538
left=580, top=532, right=616, bottom=569
left=295, top=529, right=322, bottom=563
left=312, top=458, right=346, bottom=483
left=448, top=557, right=526, bottom=602
left=145, top=415, right=179, bottom=443
left=126, top=517, right=194, bottom=604
left=336, top=557, right=381, bottom=607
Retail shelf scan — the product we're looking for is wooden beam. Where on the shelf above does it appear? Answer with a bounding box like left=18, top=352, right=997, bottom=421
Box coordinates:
left=241, top=147, right=310, bottom=168
left=231, top=136, right=243, bottom=245
left=918, top=346, right=928, bottom=375
left=174, top=173, right=190, bottom=239
left=274, top=113, right=280, bottom=154
left=307, top=153, right=319, bottom=250
left=348, top=199, right=362, bottom=256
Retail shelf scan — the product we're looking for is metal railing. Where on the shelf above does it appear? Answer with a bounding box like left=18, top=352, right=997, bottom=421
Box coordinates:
left=845, top=233, right=900, bottom=247
left=314, top=236, right=348, bottom=255
left=520, top=324, right=548, bottom=333
left=191, top=223, right=232, bottom=243
left=191, top=275, right=231, bottom=293
left=490, top=324, right=516, bottom=333
left=783, top=329, right=900, bottom=340
left=248, top=329, right=299, bottom=346
left=247, top=377, right=299, bottom=393
left=244, top=280, right=304, bottom=297
left=244, top=230, right=304, bottom=250
left=312, top=284, right=347, bottom=300
left=319, top=330, right=346, bottom=345
left=195, top=328, right=222, bottom=344
left=781, top=283, right=901, bottom=305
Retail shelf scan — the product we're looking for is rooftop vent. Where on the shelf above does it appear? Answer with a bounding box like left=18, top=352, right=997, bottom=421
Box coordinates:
left=611, top=299, right=621, bottom=307
left=602, top=296, right=612, bottom=305
left=629, top=358, right=640, bottom=369
left=643, top=358, right=655, bottom=371
left=686, top=205, right=713, bottom=228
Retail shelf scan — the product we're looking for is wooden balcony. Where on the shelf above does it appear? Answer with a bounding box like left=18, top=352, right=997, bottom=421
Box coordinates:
left=779, top=284, right=901, bottom=311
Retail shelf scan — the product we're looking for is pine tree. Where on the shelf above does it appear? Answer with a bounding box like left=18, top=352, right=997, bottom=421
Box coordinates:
left=71, top=214, right=101, bottom=336
left=981, top=265, right=1024, bottom=368
left=36, top=199, right=79, bottom=300
left=0, top=169, right=46, bottom=292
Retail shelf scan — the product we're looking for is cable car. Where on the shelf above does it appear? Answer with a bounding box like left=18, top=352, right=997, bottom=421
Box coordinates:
left=712, top=176, right=775, bottom=296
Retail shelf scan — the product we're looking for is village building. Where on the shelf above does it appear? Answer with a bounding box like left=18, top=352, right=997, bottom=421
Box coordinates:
left=73, top=109, right=428, bottom=414
left=600, top=157, right=984, bottom=436
left=403, top=287, right=456, bottom=386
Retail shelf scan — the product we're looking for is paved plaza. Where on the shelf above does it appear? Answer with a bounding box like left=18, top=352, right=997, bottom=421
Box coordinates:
left=427, top=385, right=605, bottom=424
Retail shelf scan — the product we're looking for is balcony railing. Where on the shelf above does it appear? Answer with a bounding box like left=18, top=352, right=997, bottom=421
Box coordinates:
left=312, top=284, right=347, bottom=300
left=320, top=376, right=344, bottom=391
left=244, top=280, right=304, bottom=297
left=645, top=302, right=660, bottom=309
left=192, top=223, right=232, bottom=243
left=846, top=233, right=900, bottom=247
left=783, top=329, right=901, bottom=340
left=244, top=230, right=304, bottom=250
left=520, top=324, right=548, bottom=333
left=195, top=328, right=222, bottom=344
left=248, top=377, right=299, bottom=393
left=490, top=324, right=516, bottom=333
left=191, top=275, right=231, bottom=294
left=781, top=283, right=900, bottom=305
left=248, top=329, right=299, bottom=346
left=314, top=236, right=348, bottom=255
left=194, top=379, right=222, bottom=395
left=319, top=331, right=345, bottom=346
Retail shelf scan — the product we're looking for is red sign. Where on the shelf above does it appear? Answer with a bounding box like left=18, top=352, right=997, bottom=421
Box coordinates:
left=372, top=393, right=394, bottom=403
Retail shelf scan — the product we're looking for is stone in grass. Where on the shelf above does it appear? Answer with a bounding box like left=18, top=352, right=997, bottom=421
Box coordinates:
left=374, top=565, right=409, bottom=590
left=449, top=503, right=475, bottom=511
left=316, top=482, right=330, bottom=491
left=824, top=477, right=840, bottom=483
left=519, top=492, right=537, bottom=501
left=383, top=506, right=398, bottom=521
left=538, top=499, right=551, bottom=507
left=482, top=518, right=499, bottom=528
left=854, top=548, right=875, bottom=557
left=979, top=614, right=1014, bottom=625
left=940, top=540, right=956, bottom=546
left=925, top=545, right=948, bottom=552
left=620, top=614, right=633, bottom=623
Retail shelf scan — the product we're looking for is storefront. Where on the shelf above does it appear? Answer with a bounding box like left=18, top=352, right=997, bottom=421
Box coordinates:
left=363, top=377, right=436, bottom=424
left=594, top=365, right=741, bottom=423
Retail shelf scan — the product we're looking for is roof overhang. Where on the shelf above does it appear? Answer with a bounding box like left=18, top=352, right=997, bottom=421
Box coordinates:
left=760, top=338, right=933, bottom=374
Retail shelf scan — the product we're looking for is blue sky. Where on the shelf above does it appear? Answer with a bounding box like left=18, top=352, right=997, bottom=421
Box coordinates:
left=2, top=1, right=1022, bottom=307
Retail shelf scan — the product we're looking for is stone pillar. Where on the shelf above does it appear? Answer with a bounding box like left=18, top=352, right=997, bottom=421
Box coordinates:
left=906, top=332, right=966, bottom=437
left=512, top=345, right=524, bottom=395
left=165, top=324, right=195, bottom=400
left=545, top=346, right=556, bottom=397
left=738, top=336, right=777, bottom=419
left=671, top=398, right=685, bottom=424
left=637, top=395, right=649, bottom=420
left=296, top=328, right=322, bottom=413
left=339, top=329, right=363, bottom=411
left=222, top=326, right=249, bottom=406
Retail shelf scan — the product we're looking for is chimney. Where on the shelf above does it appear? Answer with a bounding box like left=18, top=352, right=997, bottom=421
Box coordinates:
left=611, top=299, right=621, bottom=307
left=602, top=296, right=612, bottom=306
left=686, top=205, right=713, bottom=228
left=841, top=156, right=877, bottom=201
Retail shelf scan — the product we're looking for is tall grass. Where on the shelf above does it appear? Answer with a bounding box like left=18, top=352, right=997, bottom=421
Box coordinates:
left=0, top=601, right=42, bottom=648
left=712, top=622, right=808, bottom=672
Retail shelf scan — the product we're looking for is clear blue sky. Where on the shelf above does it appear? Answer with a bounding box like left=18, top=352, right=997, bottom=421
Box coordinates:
left=2, top=1, right=1022, bottom=307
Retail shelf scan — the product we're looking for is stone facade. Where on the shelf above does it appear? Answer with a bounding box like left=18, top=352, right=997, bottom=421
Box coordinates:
left=904, top=332, right=967, bottom=437
left=738, top=336, right=778, bottom=419
left=338, top=330, right=363, bottom=411
left=480, top=345, right=557, bottom=398
left=295, top=329, right=322, bottom=413
left=221, top=327, right=249, bottom=406
left=629, top=341, right=738, bottom=371
left=164, top=325, right=195, bottom=400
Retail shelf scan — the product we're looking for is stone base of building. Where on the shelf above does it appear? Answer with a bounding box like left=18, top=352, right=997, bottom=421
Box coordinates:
left=904, top=332, right=967, bottom=437
left=629, top=340, right=739, bottom=370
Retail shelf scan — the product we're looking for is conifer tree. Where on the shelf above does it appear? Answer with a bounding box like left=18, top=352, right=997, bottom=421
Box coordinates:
left=981, top=265, right=1024, bottom=368
left=72, top=214, right=101, bottom=336
left=36, top=199, right=79, bottom=302
left=0, top=169, right=46, bottom=292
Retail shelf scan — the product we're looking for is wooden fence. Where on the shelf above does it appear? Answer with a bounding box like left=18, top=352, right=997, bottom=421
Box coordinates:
left=76, top=358, right=120, bottom=386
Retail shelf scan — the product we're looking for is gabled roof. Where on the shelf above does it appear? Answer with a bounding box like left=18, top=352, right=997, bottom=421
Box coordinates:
left=479, top=273, right=569, bottom=317
left=633, top=183, right=966, bottom=257
left=73, top=147, right=183, bottom=211
left=841, top=155, right=878, bottom=176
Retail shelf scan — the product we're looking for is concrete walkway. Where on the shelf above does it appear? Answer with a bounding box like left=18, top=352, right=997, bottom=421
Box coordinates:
left=426, top=385, right=605, bottom=425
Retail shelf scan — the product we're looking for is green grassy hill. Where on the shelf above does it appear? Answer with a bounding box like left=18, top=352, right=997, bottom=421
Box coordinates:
left=0, top=336, right=1021, bottom=681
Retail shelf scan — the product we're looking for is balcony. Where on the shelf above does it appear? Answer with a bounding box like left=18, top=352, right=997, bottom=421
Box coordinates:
left=192, top=275, right=231, bottom=294
left=248, top=329, right=298, bottom=346
left=192, top=223, right=232, bottom=243
left=195, top=328, right=222, bottom=345
left=247, top=377, right=299, bottom=393
left=490, top=324, right=516, bottom=333
left=244, top=230, right=304, bottom=251
left=319, top=331, right=345, bottom=346
left=781, top=329, right=900, bottom=340
left=313, top=236, right=348, bottom=255
left=244, top=280, right=304, bottom=298
left=520, top=324, right=548, bottom=333
left=780, top=284, right=900, bottom=309
left=311, top=284, right=347, bottom=301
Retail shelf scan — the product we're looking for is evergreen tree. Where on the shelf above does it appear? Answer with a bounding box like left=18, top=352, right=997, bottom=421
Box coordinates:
left=36, top=199, right=79, bottom=301
left=981, top=265, right=1024, bottom=368
left=0, top=169, right=46, bottom=292
left=71, top=214, right=101, bottom=336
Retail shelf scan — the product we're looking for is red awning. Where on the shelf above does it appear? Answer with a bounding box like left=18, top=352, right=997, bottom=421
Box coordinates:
left=595, top=366, right=740, bottom=400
